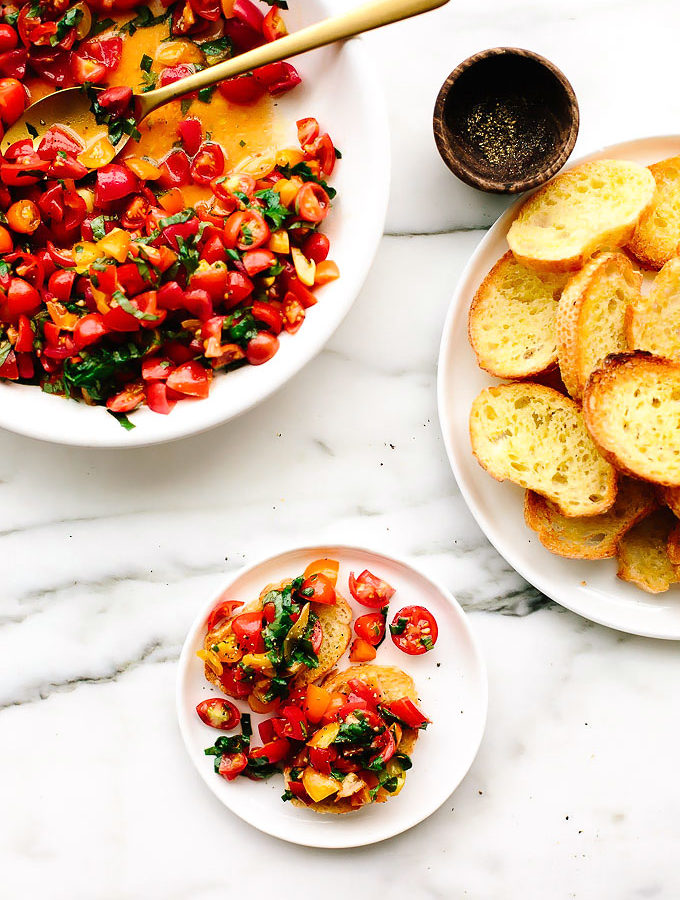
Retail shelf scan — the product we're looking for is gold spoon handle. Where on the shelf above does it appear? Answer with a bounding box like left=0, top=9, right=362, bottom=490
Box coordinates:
left=137, top=0, right=450, bottom=118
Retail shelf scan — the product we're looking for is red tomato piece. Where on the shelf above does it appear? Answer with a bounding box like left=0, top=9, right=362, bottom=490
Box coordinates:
left=106, top=381, right=145, bottom=413
left=166, top=360, right=211, bottom=398
left=95, top=164, right=138, bottom=204
left=97, top=85, right=133, bottom=117
left=0, top=348, right=18, bottom=379
left=246, top=332, right=279, bottom=366
left=295, top=182, right=330, bottom=223
left=310, top=133, right=337, bottom=178
left=387, top=697, right=430, bottom=729
left=303, top=232, right=330, bottom=263
left=258, top=718, right=276, bottom=744
left=348, top=569, right=396, bottom=608
left=300, top=573, right=336, bottom=605
left=296, top=116, right=319, bottom=148
left=231, top=610, right=265, bottom=653
left=219, top=665, right=252, bottom=699
left=225, top=271, right=253, bottom=307
left=389, top=605, right=438, bottom=655
left=253, top=61, right=301, bottom=95
left=74, top=313, right=108, bottom=350
left=282, top=292, right=305, bottom=334
left=262, top=7, right=287, bottom=41
left=218, top=73, right=264, bottom=104
left=190, top=142, right=225, bottom=185
left=157, top=149, right=191, bottom=189
left=250, top=739, right=290, bottom=765
left=0, top=77, right=25, bottom=125
left=251, top=299, right=282, bottom=335
left=231, top=0, right=264, bottom=31
left=0, top=25, right=18, bottom=53
left=15, top=314, right=33, bottom=353
left=272, top=705, right=308, bottom=742
left=177, top=117, right=203, bottom=156
left=47, top=270, right=75, bottom=301
left=196, top=698, right=241, bottom=730
left=349, top=637, right=376, bottom=663
left=242, top=248, right=275, bottom=277
left=146, top=380, right=176, bottom=415
left=218, top=751, right=248, bottom=781
left=308, top=746, right=336, bottom=775
left=7, top=277, right=40, bottom=316
left=141, top=357, right=174, bottom=381
left=206, top=598, right=244, bottom=632
left=354, top=612, right=386, bottom=647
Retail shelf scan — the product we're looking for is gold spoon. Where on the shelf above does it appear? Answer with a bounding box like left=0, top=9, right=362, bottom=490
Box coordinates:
left=0, top=0, right=449, bottom=156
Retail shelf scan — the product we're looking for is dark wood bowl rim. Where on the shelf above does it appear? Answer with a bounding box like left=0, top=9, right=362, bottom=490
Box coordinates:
left=433, top=47, right=580, bottom=194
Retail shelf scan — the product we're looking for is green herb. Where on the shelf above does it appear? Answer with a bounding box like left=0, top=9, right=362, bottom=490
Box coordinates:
left=139, top=70, right=158, bottom=93
left=2, top=9, right=18, bottom=26
left=264, top=0, right=288, bottom=7
left=263, top=676, right=289, bottom=703
left=279, top=161, right=337, bottom=200
left=119, top=6, right=169, bottom=35
left=198, top=86, right=215, bottom=103
left=90, top=216, right=107, bottom=241
left=223, top=312, right=259, bottom=347
left=239, top=139, right=246, bottom=148
left=174, top=235, right=201, bottom=277
left=200, top=37, right=232, bottom=58
left=89, top=16, right=115, bottom=36
left=180, top=97, right=193, bottom=116
left=245, top=755, right=278, bottom=780
left=334, top=713, right=378, bottom=747
left=389, top=617, right=407, bottom=636
left=107, top=411, right=136, bottom=430
left=0, top=260, right=10, bottom=277
left=26, top=122, right=38, bottom=139
left=254, top=189, right=290, bottom=229
left=114, top=292, right=160, bottom=323
left=50, top=7, right=82, bottom=46
left=0, top=340, right=12, bottom=368
left=241, top=713, right=252, bottom=737
left=140, top=54, right=153, bottom=72
left=335, top=147, right=342, bottom=159
left=281, top=789, right=294, bottom=802
left=420, top=635, right=434, bottom=651
left=63, top=342, right=146, bottom=402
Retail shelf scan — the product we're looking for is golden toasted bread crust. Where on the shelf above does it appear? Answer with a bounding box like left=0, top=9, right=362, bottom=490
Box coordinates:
left=626, top=256, right=680, bottom=361
left=583, top=352, right=680, bottom=486
left=524, top=477, right=657, bottom=560
left=616, top=508, right=680, bottom=593
left=556, top=252, right=642, bottom=400
left=470, top=381, right=617, bottom=516
left=507, top=160, right=655, bottom=273
left=628, top=156, right=680, bottom=269
left=468, top=251, right=567, bottom=379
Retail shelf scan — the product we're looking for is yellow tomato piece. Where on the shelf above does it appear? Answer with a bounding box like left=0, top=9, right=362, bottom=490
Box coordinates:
left=92, top=286, right=110, bottom=315
left=78, top=136, right=116, bottom=169
left=241, top=652, right=275, bottom=677
left=155, top=39, right=204, bottom=66
left=97, top=228, right=131, bottom=264
left=302, top=767, right=340, bottom=802
left=158, top=188, right=186, bottom=214
left=46, top=300, right=78, bottom=331
left=303, top=558, right=339, bottom=587
left=72, top=241, right=104, bottom=274
left=315, top=260, right=340, bottom=286
left=212, top=636, right=242, bottom=665
left=274, top=177, right=303, bottom=208
left=307, top=722, right=340, bottom=749
left=267, top=230, right=290, bottom=255
left=304, top=684, right=332, bottom=724
left=124, top=157, right=162, bottom=180
left=197, top=648, right=223, bottom=676
left=291, top=246, right=316, bottom=287
left=76, top=187, right=95, bottom=213
left=235, top=153, right=276, bottom=178
left=72, top=2, right=92, bottom=39
left=385, top=758, right=407, bottom=797
left=275, top=148, right=304, bottom=168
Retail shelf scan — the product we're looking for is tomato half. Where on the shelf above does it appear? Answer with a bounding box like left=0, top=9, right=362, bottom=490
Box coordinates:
left=387, top=697, right=430, bottom=729
left=348, top=570, right=396, bottom=609
left=218, top=751, right=248, bottom=781
left=0, top=77, right=24, bottom=125
left=295, top=182, right=330, bottom=223
left=354, top=612, right=386, bottom=647
left=207, top=598, right=244, bottom=632
left=231, top=610, right=265, bottom=653
left=190, top=142, right=225, bottom=185
left=299, top=573, right=336, bottom=606
left=389, top=605, right=438, bottom=656
left=246, top=332, right=278, bottom=366
left=196, top=697, right=241, bottom=730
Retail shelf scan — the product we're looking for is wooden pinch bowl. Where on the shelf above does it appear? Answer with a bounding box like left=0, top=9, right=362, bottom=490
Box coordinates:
left=433, top=47, right=579, bottom=194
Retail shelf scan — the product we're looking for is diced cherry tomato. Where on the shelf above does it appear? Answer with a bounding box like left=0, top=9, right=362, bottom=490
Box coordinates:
left=297, top=116, right=319, bottom=149
left=272, top=705, right=308, bottom=742
left=196, top=697, right=241, bottom=730
left=37, top=126, right=83, bottom=160
left=48, top=270, right=75, bottom=301
left=95, top=164, right=138, bottom=204
left=189, top=0, right=221, bottom=22
left=7, top=277, right=39, bottom=316
left=16, top=352, right=33, bottom=379
left=387, top=697, right=430, bottom=729
left=390, top=605, right=438, bottom=655
left=219, top=665, right=252, bottom=699
left=262, top=7, right=287, bottom=41
left=190, top=142, right=225, bottom=185
left=218, top=73, right=264, bottom=104
left=242, top=248, right=275, bottom=277
left=320, top=692, right=346, bottom=725
left=246, top=331, right=278, bottom=366
left=71, top=36, right=122, bottom=83
left=282, top=272, right=317, bottom=309
left=74, top=313, right=108, bottom=349
left=0, top=76, right=24, bottom=125
left=310, top=133, right=337, bottom=178
left=354, top=613, right=386, bottom=647
left=166, top=360, right=211, bottom=398
left=1, top=152, right=49, bottom=186
left=349, top=637, right=376, bottom=663
left=258, top=717, right=276, bottom=744
left=282, top=292, right=304, bottom=334
left=0, top=25, right=18, bottom=53
left=97, top=85, right=132, bottom=117
left=231, top=610, right=265, bottom=653
left=177, top=117, right=202, bottom=156
left=231, top=0, right=264, bottom=31
left=106, top=381, right=144, bottom=413
left=299, top=573, right=336, bottom=606
left=250, top=739, right=290, bottom=765
left=303, top=685, right=331, bottom=724
left=157, top=281, right=185, bottom=311
left=303, top=232, right=330, bottom=263
left=218, top=751, right=248, bottom=781
left=206, top=598, right=243, bottom=632
left=295, top=182, right=330, bottom=223
left=0, top=225, right=12, bottom=253
left=225, top=271, right=253, bottom=306
left=0, top=48, right=25, bottom=80
left=251, top=300, right=282, bottom=335
left=158, top=149, right=191, bottom=189
left=15, top=314, right=33, bottom=353
left=0, top=347, right=18, bottom=379
left=346, top=678, right=381, bottom=710
left=253, top=61, right=301, bottom=95
left=308, top=746, right=336, bottom=775
left=348, top=570, right=396, bottom=608
left=223, top=209, right=270, bottom=251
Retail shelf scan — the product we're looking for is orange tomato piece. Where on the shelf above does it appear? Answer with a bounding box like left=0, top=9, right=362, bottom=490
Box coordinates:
left=302, top=557, right=339, bottom=587
left=349, top=638, right=377, bottom=663
left=303, top=684, right=331, bottom=724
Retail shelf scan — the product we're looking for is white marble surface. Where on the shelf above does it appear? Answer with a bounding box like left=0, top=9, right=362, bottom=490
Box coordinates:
left=3, top=1, right=680, bottom=897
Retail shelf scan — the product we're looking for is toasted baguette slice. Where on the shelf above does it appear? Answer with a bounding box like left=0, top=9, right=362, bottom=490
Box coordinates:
left=583, top=352, right=680, bottom=486
left=628, top=156, right=680, bottom=269
left=661, top=485, right=680, bottom=518
left=667, top=518, right=680, bottom=565
left=507, top=160, right=655, bottom=273
left=284, top=664, right=419, bottom=815
left=470, top=382, right=616, bottom=516
left=468, top=251, right=567, bottom=378
left=556, top=251, right=642, bottom=400
left=524, top=477, right=657, bottom=559
left=616, top=508, right=680, bottom=593
left=202, top=581, right=352, bottom=696
left=626, top=256, right=680, bottom=360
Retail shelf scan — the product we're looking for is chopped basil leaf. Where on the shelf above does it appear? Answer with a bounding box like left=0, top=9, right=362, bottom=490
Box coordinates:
left=90, top=216, right=107, bottom=241
left=26, top=122, right=38, bottom=139
left=89, top=17, right=115, bottom=36
left=198, top=86, right=215, bottom=103
left=389, top=617, right=407, bottom=636
left=200, top=37, right=232, bottom=58
left=107, top=411, right=136, bottom=431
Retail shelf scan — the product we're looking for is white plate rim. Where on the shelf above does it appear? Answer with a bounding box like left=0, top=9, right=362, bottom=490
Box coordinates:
left=437, top=134, right=680, bottom=641
left=0, top=8, right=390, bottom=449
left=175, top=542, right=488, bottom=848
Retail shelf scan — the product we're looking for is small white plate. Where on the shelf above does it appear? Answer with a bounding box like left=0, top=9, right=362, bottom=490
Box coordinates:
left=176, top=544, right=487, bottom=848
left=0, top=0, right=389, bottom=447
left=438, top=135, right=680, bottom=640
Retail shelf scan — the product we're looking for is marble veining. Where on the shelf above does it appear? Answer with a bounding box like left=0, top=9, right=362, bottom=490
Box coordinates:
left=3, top=0, right=680, bottom=897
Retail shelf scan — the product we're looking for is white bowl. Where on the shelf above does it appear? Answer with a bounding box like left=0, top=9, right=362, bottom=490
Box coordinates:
left=0, top=0, right=389, bottom=447
left=438, top=135, right=680, bottom=640
left=176, top=544, right=488, bottom=848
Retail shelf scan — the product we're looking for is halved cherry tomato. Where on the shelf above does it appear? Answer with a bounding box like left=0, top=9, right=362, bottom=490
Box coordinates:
left=218, top=665, right=252, bottom=699
left=249, top=739, right=290, bottom=765
left=349, top=637, right=376, bottom=663
left=299, top=573, right=336, bottom=606
left=157, top=149, right=191, bottom=189
left=190, top=142, right=225, bottom=185
left=302, top=557, right=339, bottom=587
left=297, top=116, right=319, bottom=149
left=15, top=314, right=33, bottom=353
left=310, top=133, right=337, bottom=178
left=389, top=605, right=438, bottom=656
left=348, top=569, right=396, bottom=608
left=7, top=277, right=39, bottom=316
left=251, top=299, right=282, bottom=335
left=354, top=613, right=386, bottom=647
left=262, top=7, right=287, bottom=41
left=218, top=751, right=248, bottom=781
left=224, top=209, right=269, bottom=251
left=246, top=331, right=278, bottom=365
left=196, top=697, right=241, bottom=730
left=177, top=117, right=202, bottom=156
left=387, top=697, right=430, bottom=729
left=166, top=360, right=211, bottom=398
left=231, top=610, right=265, bottom=653
left=206, top=598, right=244, bottom=632
left=106, top=381, right=144, bottom=413
left=0, top=77, right=24, bottom=125
left=7, top=199, right=39, bottom=234
left=0, top=25, right=18, bottom=53
left=295, top=182, right=330, bottom=223
left=253, top=60, right=300, bottom=95
left=272, top=705, right=308, bottom=742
